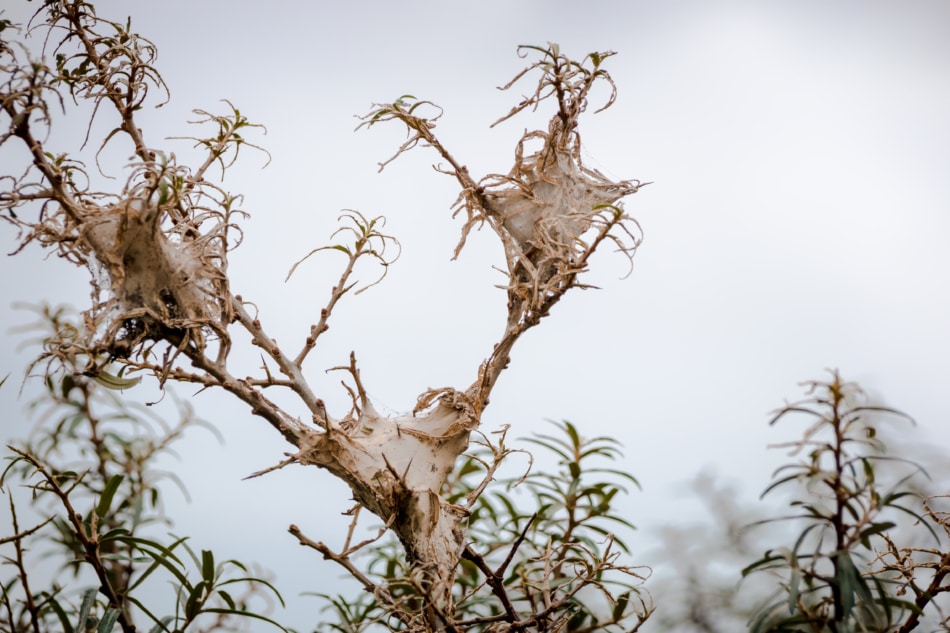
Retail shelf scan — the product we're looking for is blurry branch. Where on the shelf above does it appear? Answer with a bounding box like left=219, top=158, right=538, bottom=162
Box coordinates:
left=743, top=370, right=942, bottom=632
left=1, top=306, right=287, bottom=633
left=874, top=495, right=950, bottom=633
left=7, top=447, right=137, bottom=633
left=0, top=504, right=53, bottom=547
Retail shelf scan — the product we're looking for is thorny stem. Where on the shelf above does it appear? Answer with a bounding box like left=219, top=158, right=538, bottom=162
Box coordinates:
left=10, top=448, right=137, bottom=633
left=460, top=515, right=537, bottom=625
left=292, top=248, right=362, bottom=368
left=229, top=296, right=329, bottom=428
left=7, top=498, right=42, bottom=633
left=0, top=508, right=52, bottom=547
left=830, top=387, right=846, bottom=629
left=339, top=504, right=366, bottom=554
left=186, top=104, right=269, bottom=186
left=898, top=552, right=950, bottom=633
left=896, top=552, right=950, bottom=633
left=179, top=331, right=305, bottom=445
left=460, top=547, right=519, bottom=623
left=877, top=497, right=950, bottom=633
left=287, top=524, right=412, bottom=628
left=462, top=428, right=527, bottom=510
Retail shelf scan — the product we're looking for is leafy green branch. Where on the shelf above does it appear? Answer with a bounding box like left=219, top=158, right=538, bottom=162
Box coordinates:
left=743, top=371, right=934, bottom=632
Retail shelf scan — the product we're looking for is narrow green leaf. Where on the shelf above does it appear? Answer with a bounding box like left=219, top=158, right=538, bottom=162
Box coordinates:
left=147, top=616, right=175, bottom=633
left=200, top=608, right=288, bottom=632
left=185, top=580, right=207, bottom=619
left=94, top=369, right=141, bottom=391
left=96, top=474, right=124, bottom=519
left=76, top=588, right=96, bottom=631
left=201, top=549, right=215, bottom=583
left=218, top=590, right=236, bottom=610
left=98, top=608, right=120, bottom=633
left=787, top=564, right=801, bottom=614
left=219, top=575, right=287, bottom=607
left=858, top=521, right=896, bottom=549
left=612, top=591, right=630, bottom=621
left=100, top=527, right=131, bottom=543
left=45, top=595, right=74, bottom=633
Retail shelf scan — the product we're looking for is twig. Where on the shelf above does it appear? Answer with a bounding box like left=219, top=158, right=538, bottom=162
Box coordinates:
left=242, top=456, right=298, bottom=480
left=287, top=524, right=411, bottom=627
left=230, top=296, right=330, bottom=429
left=461, top=545, right=520, bottom=624
left=6, top=496, right=44, bottom=633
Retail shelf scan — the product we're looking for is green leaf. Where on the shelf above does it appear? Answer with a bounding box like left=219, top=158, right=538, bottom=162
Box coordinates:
left=218, top=575, right=286, bottom=607
left=96, top=474, right=124, bottom=519
left=834, top=551, right=875, bottom=620
left=185, top=580, right=207, bottom=619
left=93, top=369, right=141, bottom=391
left=98, top=608, right=120, bottom=633
left=60, top=374, right=76, bottom=398
left=46, top=594, right=74, bottom=633
left=612, top=591, right=630, bottom=621
left=117, top=535, right=191, bottom=588
left=146, top=616, right=175, bottom=633
left=858, top=521, right=896, bottom=549
left=76, top=588, right=96, bottom=632
left=218, top=590, right=236, bottom=610
left=201, top=549, right=215, bottom=582
left=567, top=607, right=588, bottom=630
left=100, top=527, right=132, bottom=542
left=787, top=564, right=801, bottom=614
left=201, top=608, right=288, bottom=632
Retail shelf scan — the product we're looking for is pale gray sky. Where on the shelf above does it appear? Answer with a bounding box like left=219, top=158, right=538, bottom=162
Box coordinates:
left=2, top=1, right=949, bottom=630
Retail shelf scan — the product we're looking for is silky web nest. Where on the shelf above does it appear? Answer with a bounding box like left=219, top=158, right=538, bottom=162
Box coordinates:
left=484, top=134, right=637, bottom=256
left=478, top=120, right=642, bottom=313
left=78, top=189, right=229, bottom=359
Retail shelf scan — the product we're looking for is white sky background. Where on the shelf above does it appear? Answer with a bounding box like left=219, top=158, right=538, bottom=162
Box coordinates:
left=2, top=0, right=949, bottom=629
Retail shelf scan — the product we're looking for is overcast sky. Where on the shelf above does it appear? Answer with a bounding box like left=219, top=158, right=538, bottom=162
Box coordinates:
left=2, top=1, right=949, bottom=629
